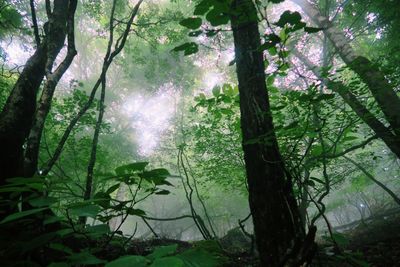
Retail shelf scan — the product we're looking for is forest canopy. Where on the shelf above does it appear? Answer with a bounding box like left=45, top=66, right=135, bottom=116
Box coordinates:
left=0, top=0, right=399, bottom=266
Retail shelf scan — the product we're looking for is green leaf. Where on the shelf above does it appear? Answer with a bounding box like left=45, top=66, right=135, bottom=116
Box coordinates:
left=269, top=0, right=285, bottom=3
left=126, top=208, right=146, bottom=216
left=310, top=177, right=325, bottom=184
left=142, top=168, right=170, bottom=179
left=177, top=248, right=220, bottom=267
left=267, top=75, right=275, bottom=86
left=86, top=224, right=110, bottom=235
left=342, top=134, right=360, bottom=142
left=106, top=183, right=121, bottom=194
left=6, top=177, right=44, bottom=185
left=304, top=180, right=315, bottom=187
left=180, top=17, right=202, bottom=30
left=172, top=42, right=199, bottom=56
left=115, top=162, right=149, bottom=175
left=147, top=244, right=178, bottom=260
left=48, top=263, right=69, bottom=267
left=194, top=0, right=213, bottom=16
left=49, top=243, right=74, bottom=255
left=315, top=93, right=335, bottom=101
left=268, top=46, right=278, bottom=56
left=93, top=192, right=111, bottom=208
left=275, top=11, right=305, bottom=31
left=68, top=251, right=106, bottom=265
left=189, top=30, right=203, bottom=37
left=310, top=145, right=323, bottom=156
left=55, top=228, right=74, bottom=237
left=0, top=207, right=48, bottom=224
left=105, top=255, right=148, bottom=267
left=212, top=86, right=220, bottom=97
left=276, top=11, right=302, bottom=27
left=150, top=257, right=184, bottom=267
left=28, top=196, right=58, bottom=207
left=155, top=189, right=171, bottom=195
left=43, top=215, right=62, bottom=225
left=69, top=204, right=100, bottom=218
left=304, top=26, right=322, bottom=33
left=265, top=33, right=281, bottom=45
left=0, top=186, right=33, bottom=193
left=206, top=8, right=229, bottom=27
left=205, top=30, right=219, bottom=37
left=283, top=121, right=299, bottom=130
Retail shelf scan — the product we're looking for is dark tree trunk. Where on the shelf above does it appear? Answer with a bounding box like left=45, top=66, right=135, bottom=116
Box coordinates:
left=0, top=1, right=73, bottom=219
left=24, top=0, right=78, bottom=177
left=0, top=0, right=71, bottom=182
left=0, top=46, right=47, bottom=181
left=230, top=0, right=309, bottom=265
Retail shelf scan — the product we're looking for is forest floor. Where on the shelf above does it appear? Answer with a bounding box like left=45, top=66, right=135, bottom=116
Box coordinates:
left=303, top=212, right=400, bottom=267
left=343, top=212, right=400, bottom=267
left=95, top=213, right=400, bottom=267
left=231, top=212, right=400, bottom=266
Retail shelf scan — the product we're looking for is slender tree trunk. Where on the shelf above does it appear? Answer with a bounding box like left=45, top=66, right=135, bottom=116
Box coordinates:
left=292, top=0, right=400, bottom=138
left=41, top=0, right=144, bottom=176
left=109, top=183, right=127, bottom=231
left=293, top=50, right=400, bottom=158
left=84, top=77, right=106, bottom=201
left=230, top=1, right=313, bottom=265
left=344, top=155, right=400, bottom=206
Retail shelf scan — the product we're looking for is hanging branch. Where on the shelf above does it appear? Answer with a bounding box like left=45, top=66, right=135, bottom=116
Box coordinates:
left=182, top=151, right=217, bottom=239
left=41, top=0, right=144, bottom=176
left=177, top=148, right=211, bottom=240
left=343, top=155, right=400, bottom=206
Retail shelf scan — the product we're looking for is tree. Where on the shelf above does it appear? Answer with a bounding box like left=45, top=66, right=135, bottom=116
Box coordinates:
left=229, top=0, right=314, bottom=265
left=292, top=0, right=400, bottom=159
left=0, top=0, right=78, bottom=183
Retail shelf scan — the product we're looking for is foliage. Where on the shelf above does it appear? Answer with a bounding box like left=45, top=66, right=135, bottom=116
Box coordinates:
left=1, top=0, right=400, bottom=265
left=0, top=162, right=203, bottom=266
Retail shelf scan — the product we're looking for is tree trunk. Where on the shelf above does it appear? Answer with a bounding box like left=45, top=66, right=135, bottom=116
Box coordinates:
left=344, top=155, right=400, bottom=206
left=293, top=50, right=400, bottom=158
left=0, top=45, right=47, bottom=181
left=0, top=0, right=72, bottom=182
left=292, top=0, right=400, bottom=138
left=230, top=0, right=310, bottom=265
left=41, top=0, right=144, bottom=176
left=24, top=0, right=78, bottom=177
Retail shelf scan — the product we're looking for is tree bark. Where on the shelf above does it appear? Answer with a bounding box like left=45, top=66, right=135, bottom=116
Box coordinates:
left=0, top=0, right=71, bottom=181
left=292, top=0, right=400, bottom=138
left=0, top=45, right=47, bottom=181
left=24, top=0, right=78, bottom=177
left=230, top=1, right=311, bottom=265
